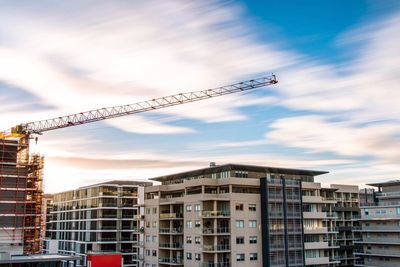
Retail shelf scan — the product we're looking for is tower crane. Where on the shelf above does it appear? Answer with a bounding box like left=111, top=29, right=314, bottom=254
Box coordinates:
left=0, top=74, right=277, bottom=254
left=1, top=74, right=277, bottom=141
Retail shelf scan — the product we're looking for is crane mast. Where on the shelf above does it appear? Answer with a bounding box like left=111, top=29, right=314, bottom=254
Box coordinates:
left=7, top=75, right=277, bottom=136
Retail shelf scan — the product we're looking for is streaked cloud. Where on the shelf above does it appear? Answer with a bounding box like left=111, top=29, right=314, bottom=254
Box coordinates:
left=1, top=1, right=400, bottom=192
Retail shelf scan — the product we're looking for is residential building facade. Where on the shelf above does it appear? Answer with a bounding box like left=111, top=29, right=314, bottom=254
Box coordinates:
left=321, top=184, right=361, bottom=267
left=44, top=180, right=151, bottom=267
left=143, top=163, right=342, bottom=267
left=354, top=180, right=400, bottom=267
left=302, top=182, right=339, bottom=266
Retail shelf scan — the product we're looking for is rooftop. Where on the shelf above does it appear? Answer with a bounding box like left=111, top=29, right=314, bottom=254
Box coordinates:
left=0, top=254, right=81, bottom=264
left=150, top=163, right=328, bottom=182
left=79, top=179, right=153, bottom=189
left=367, top=180, right=400, bottom=188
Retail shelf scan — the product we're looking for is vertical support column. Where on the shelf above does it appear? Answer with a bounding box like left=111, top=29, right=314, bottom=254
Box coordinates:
left=260, top=177, right=270, bottom=267
left=299, top=181, right=306, bottom=266
left=281, top=177, right=289, bottom=267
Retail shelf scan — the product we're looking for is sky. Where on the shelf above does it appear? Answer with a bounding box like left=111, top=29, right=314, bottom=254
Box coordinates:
left=1, top=0, right=400, bottom=193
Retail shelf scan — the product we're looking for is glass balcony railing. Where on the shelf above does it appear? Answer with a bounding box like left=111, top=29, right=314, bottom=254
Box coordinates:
left=202, top=228, right=230, bottom=234
left=159, top=257, right=183, bottom=264
left=201, top=211, right=230, bottom=217
left=203, top=245, right=230, bottom=251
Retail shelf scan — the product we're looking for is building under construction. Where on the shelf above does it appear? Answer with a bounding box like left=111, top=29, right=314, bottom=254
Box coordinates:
left=0, top=136, right=44, bottom=255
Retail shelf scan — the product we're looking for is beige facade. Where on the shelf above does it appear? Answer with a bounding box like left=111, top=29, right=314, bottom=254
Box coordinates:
left=302, top=182, right=339, bottom=266
left=142, top=163, right=335, bottom=267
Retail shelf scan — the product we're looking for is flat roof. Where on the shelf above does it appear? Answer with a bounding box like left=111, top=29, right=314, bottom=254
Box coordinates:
left=81, top=180, right=153, bottom=188
left=150, top=163, right=328, bottom=182
left=0, top=254, right=81, bottom=264
left=367, top=180, right=400, bottom=187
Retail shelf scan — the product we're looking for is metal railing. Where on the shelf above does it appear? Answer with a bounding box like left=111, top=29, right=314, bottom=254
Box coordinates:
left=203, top=245, right=230, bottom=251
left=159, top=257, right=183, bottom=264
left=201, top=210, right=230, bottom=217
left=159, top=243, right=183, bottom=249
left=202, top=228, right=230, bottom=234
left=160, top=213, right=183, bottom=219
left=159, top=228, right=183, bottom=234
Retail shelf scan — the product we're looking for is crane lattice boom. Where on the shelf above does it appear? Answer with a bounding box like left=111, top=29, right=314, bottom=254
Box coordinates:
left=12, top=75, right=277, bottom=135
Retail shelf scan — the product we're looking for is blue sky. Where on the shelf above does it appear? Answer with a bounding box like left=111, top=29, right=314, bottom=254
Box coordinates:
left=1, top=0, right=400, bottom=192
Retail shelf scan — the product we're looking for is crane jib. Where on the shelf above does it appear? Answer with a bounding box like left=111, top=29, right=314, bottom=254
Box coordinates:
left=17, top=75, right=277, bottom=134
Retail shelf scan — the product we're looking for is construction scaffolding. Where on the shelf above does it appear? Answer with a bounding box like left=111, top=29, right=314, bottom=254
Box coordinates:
left=0, top=135, right=43, bottom=254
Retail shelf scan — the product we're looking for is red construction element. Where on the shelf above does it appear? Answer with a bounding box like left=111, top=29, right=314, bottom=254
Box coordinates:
left=87, top=253, right=122, bottom=267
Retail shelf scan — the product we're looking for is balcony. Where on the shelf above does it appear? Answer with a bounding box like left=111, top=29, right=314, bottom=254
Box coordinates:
left=201, top=211, right=230, bottom=218
left=203, top=245, right=230, bottom=252
left=159, top=243, right=183, bottom=249
left=159, top=257, right=183, bottom=265
left=159, top=228, right=183, bottom=234
left=304, top=241, right=330, bottom=250
left=160, top=213, right=183, bottom=219
left=201, top=262, right=230, bottom=267
left=304, top=227, right=328, bottom=234
left=203, top=228, right=230, bottom=235
left=303, top=212, right=326, bottom=219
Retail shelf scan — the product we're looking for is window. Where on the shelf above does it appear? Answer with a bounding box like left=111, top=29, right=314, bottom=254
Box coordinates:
left=236, top=203, right=244, bottom=211
left=146, top=249, right=150, bottom=256
left=236, top=220, right=244, bottom=228
left=186, top=221, right=192, bottom=229
left=365, top=208, right=369, bottom=215
left=146, top=208, right=150, bottom=214
left=195, top=253, right=201, bottom=261
left=146, top=221, right=150, bottom=228
left=152, top=236, right=157, bottom=242
left=145, top=235, right=150, bottom=242
left=249, top=236, right=257, bottom=244
left=195, top=204, right=201, bottom=212
left=249, top=204, right=256, bottom=211
left=152, top=221, right=157, bottom=228
left=195, top=236, right=201, bottom=244
left=186, top=205, right=192, bottom=212
left=249, top=220, right=257, bottom=228
left=236, top=254, right=245, bottom=261
left=397, top=207, right=400, bottom=215
left=152, top=207, right=157, bottom=214
left=250, top=253, right=258, bottom=261
left=152, top=250, right=157, bottom=257
left=235, top=170, right=248, bottom=178
left=186, top=252, right=192, bottom=260
left=186, top=236, right=192, bottom=244
left=236, top=237, right=244, bottom=244
left=195, top=220, right=201, bottom=228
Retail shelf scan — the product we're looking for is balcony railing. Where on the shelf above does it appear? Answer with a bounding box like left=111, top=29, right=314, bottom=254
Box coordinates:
left=159, top=243, right=183, bottom=249
left=159, top=228, right=183, bottom=234
left=203, top=228, right=230, bottom=234
left=159, top=257, right=183, bottom=264
left=203, top=245, right=230, bottom=251
left=201, top=262, right=230, bottom=267
left=201, top=211, right=230, bottom=217
left=160, top=213, right=183, bottom=219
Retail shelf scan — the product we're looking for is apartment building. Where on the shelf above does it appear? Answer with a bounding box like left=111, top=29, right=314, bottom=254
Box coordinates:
left=354, top=180, right=400, bottom=267
left=45, top=180, right=151, bottom=267
left=143, top=163, right=335, bottom=267
left=302, top=182, right=339, bottom=266
left=321, top=184, right=361, bottom=267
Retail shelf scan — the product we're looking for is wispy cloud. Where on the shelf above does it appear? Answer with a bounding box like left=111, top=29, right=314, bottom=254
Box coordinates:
left=1, top=1, right=400, bottom=192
